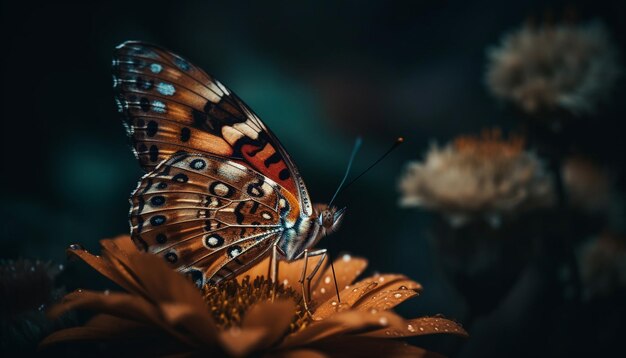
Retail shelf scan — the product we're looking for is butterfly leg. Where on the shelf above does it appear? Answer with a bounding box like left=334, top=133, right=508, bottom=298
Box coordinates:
left=269, top=241, right=280, bottom=302
left=298, top=248, right=327, bottom=316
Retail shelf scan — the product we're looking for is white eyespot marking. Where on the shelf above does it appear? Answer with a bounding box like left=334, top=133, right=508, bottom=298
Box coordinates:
left=207, top=237, right=219, bottom=246
left=152, top=100, right=166, bottom=113
left=150, top=63, right=162, bottom=73
left=230, top=248, right=241, bottom=257
left=213, top=183, right=230, bottom=197
left=216, top=80, right=230, bottom=95
left=279, top=198, right=287, bottom=208
left=262, top=212, right=272, bottom=220
left=156, top=82, right=176, bottom=96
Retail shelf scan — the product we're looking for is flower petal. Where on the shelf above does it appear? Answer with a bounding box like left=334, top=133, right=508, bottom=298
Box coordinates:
left=313, top=274, right=420, bottom=319
left=218, top=327, right=267, bottom=357
left=40, top=326, right=126, bottom=346
left=47, top=290, right=159, bottom=323
left=46, top=290, right=195, bottom=346
left=362, top=316, right=468, bottom=338
left=352, top=288, right=419, bottom=312
left=67, top=240, right=146, bottom=296
left=304, top=336, right=444, bottom=358
left=241, top=299, right=296, bottom=350
left=310, top=255, right=367, bottom=304
left=159, top=302, right=218, bottom=345
left=280, top=309, right=404, bottom=348
left=268, top=349, right=329, bottom=358
left=239, top=255, right=328, bottom=291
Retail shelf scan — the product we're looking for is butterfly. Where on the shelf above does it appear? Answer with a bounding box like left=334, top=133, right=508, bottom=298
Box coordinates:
left=112, top=41, right=345, bottom=300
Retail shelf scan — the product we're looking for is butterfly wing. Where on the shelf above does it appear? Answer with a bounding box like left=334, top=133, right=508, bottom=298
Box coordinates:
left=130, top=152, right=299, bottom=285
left=113, top=41, right=312, bottom=216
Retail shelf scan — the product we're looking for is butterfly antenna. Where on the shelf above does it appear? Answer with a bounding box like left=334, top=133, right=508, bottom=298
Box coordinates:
left=339, top=137, right=404, bottom=195
left=328, top=137, right=363, bottom=208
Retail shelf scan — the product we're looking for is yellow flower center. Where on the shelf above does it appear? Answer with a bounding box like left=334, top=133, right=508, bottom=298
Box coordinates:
left=202, top=276, right=309, bottom=333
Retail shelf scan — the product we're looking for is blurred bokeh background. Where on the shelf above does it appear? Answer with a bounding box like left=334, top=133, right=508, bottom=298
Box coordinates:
left=2, top=0, right=625, bottom=356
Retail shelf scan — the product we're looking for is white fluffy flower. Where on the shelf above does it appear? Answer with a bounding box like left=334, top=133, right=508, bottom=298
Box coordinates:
left=398, top=130, right=555, bottom=226
left=486, top=21, right=621, bottom=115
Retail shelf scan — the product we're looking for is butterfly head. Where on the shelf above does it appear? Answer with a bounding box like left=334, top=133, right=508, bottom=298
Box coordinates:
left=315, top=204, right=346, bottom=234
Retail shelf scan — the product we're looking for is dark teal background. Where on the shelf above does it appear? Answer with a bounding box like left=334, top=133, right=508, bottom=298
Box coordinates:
left=2, top=1, right=625, bottom=356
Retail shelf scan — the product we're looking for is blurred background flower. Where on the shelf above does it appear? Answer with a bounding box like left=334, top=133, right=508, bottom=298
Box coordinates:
left=486, top=20, right=621, bottom=116
left=399, top=129, right=554, bottom=227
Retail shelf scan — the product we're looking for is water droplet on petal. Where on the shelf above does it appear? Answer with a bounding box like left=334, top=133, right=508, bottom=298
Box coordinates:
left=407, top=324, right=416, bottom=332
left=69, top=244, right=85, bottom=250
left=342, top=254, right=351, bottom=262
left=379, top=317, right=388, bottom=326
left=399, top=285, right=408, bottom=290
left=419, top=327, right=425, bottom=331
left=385, top=330, right=391, bottom=336
left=393, top=293, right=402, bottom=298
left=378, top=276, right=385, bottom=282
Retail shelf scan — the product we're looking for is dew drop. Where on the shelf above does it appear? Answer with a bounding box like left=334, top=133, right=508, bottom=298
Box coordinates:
left=342, top=254, right=351, bottom=262
left=352, top=288, right=358, bottom=292
left=385, top=330, right=391, bottom=336
left=407, top=324, right=416, bottom=332
left=378, top=276, right=385, bottom=282
left=379, top=317, right=388, bottom=326
left=370, top=308, right=378, bottom=314
left=399, top=285, right=408, bottom=290
left=69, top=244, right=85, bottom=250
left=393, top=293, right=403, bottom=299
left=419, top=327, right=425, bottom=331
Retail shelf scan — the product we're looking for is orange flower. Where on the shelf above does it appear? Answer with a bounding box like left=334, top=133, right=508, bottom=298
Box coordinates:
left=41, top=236, right=466, bottom=357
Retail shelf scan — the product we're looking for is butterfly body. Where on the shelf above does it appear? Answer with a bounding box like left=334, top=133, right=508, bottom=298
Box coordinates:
left=114, top=41, right=344, bottom=286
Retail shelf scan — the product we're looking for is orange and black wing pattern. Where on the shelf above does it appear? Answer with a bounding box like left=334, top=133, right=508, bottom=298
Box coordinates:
left=113, top=41, right=312, bottom=215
